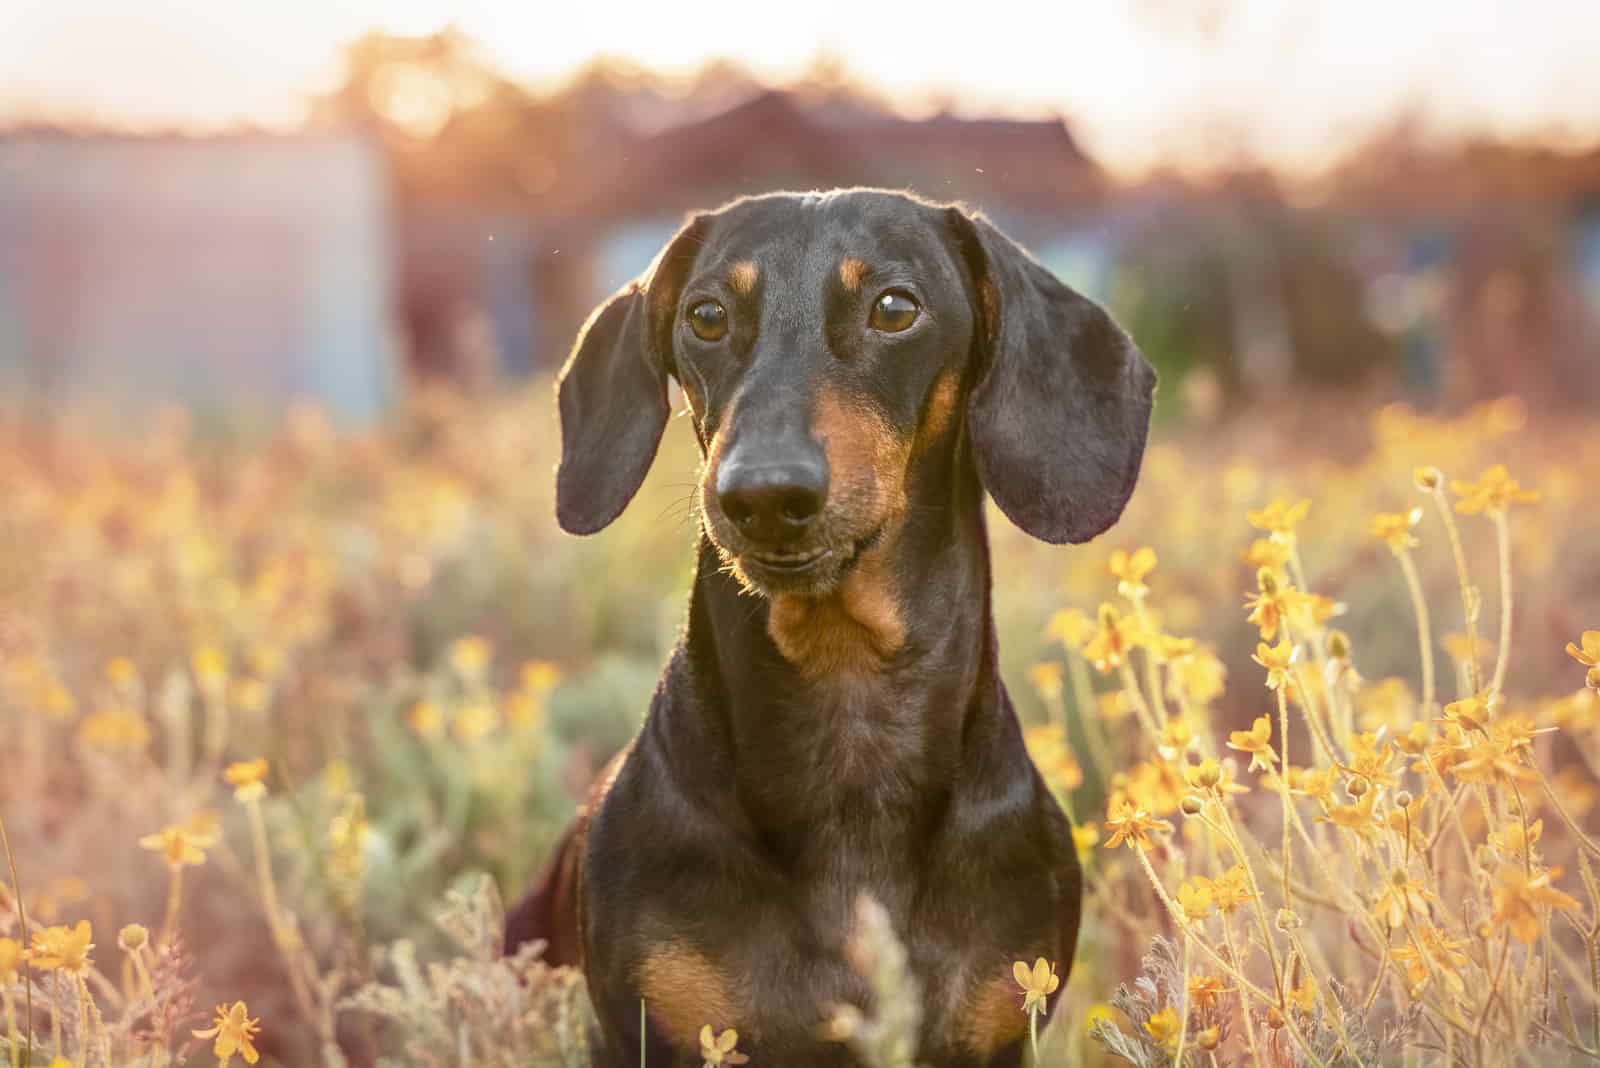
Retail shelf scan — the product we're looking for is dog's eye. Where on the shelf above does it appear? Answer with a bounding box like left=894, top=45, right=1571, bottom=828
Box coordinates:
left=869, top=290, right=920, bottom=333
left=687, top=300, right=728, bottom=342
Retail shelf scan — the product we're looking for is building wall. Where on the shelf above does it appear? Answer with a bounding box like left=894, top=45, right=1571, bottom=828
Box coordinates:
left=0, top=133, right=400, bottom=424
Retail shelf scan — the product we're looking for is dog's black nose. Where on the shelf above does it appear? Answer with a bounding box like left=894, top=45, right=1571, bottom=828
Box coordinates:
left=716, top=458, right=827, bottom=544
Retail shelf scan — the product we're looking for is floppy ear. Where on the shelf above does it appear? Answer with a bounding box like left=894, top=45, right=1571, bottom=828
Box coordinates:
left=947, top=207, right=1156, bottom=545
left=555, top=217, right=706, bottom=535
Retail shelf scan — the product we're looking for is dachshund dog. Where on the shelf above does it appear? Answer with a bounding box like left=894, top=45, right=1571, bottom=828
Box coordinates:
left=507, top=188, right=1155, bottom=1066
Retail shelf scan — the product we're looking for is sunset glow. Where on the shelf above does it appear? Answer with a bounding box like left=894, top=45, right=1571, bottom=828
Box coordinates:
left=3, top=0, right=1599, bottom=175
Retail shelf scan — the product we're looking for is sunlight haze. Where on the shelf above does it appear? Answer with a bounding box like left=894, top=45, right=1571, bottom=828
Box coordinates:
left=3, top=0, right=1598, bottom=174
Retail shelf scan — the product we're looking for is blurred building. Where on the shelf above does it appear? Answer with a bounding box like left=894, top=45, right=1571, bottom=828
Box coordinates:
left=0, top=130, right=400, bottom=425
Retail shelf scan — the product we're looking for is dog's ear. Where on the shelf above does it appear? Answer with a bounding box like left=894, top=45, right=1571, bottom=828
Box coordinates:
left=947, top=206, right=1156, bottom=545
left=555, top=215, right=707, bottom=535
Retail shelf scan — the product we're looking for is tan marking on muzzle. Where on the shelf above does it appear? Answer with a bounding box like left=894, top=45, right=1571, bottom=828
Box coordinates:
left=766, top=386, right=911, bottom=677
left=636, top=941, right=740, bottom=1048
left=838, top=256, right=866, bottom=291
left=729, top=260, right=759, bottom=294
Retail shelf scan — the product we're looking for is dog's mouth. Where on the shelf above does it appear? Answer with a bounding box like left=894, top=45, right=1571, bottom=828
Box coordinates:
left=725, top=526, right=883, bottom=595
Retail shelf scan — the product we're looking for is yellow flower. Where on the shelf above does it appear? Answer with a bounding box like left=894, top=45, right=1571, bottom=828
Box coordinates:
left=193, top=1001, right=262, bottom=1066
left=1451, top=736, right=1538, bottom=786
left=139, top=824, right=210, bottom=870
left=1071, top=823, right=1100, bottom=863
left=1241, top=537, right=1290, bottom=574
left=1567, top=631, right=1600, bottom=668
left=1252, top=639, right=1298, bottom=692
left=1177, top=878, right=1214, bottom=922
left=1490, top=865, right=1580, bottom=944
left=698, top=1024, right=748, bottom=1066
left=1287, top=976, right=1316, bottom=1013
left=1438, top=690, right=1496, bottom=733
left=1046, top=608, right=1094, bottom=652
left=1243, top=571, right=1306, bottom=642
left=1169, top=648, right=1226, bottom=705
left=1246, top=498, right=1311, bottom=540
left=1103, top=798, right=1172, bottom=852
left=448, top=635, right=492, bottom=678
left=1374, top=870, right=1435, bottom=928
left=29, top=920, right=93, bottom=975
left=75, top=708, right=151, bottom=752
left=451, top=700, right=498, bottom=741
left=1083, top=603, right=1142, bottom=674
left=1025, top=723, right=1083, bottom=793
left=519, top=659, right=561, bottom=692
left=1143, top=1005, right=1181, bottom=1046
left=1358, top=677, right=1416, bottom=732
left=224, top=758, right=269, bottom=802
left=1452, top=464, right=1539, bottom=515
left=1028, top=661, right=1064, bottom=701
left=1369, top=508, right=1422, bottom=552
left=105, top=656, right=139, bottom=689
left=192, top=645, right=229, bottom=695
left=1226, top=715, right=1278, bottom=772
left=1319, top=792, right=1379, bottom=841
left=407, top=699, right=442, bottom=738
left=1392, top=928, right=1470, bottom=996
left=1187, top=974, right=1232, bottom=1012
left=1206, top=866, right=1254, bottom=914
left=0, top=936, right=21, bottom=981
left=1108, top=546, right=1157, bottom=599
left=1013, top=957, right=1060, bottom=1015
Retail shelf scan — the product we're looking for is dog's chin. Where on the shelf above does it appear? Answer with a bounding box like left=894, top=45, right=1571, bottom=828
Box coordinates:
left=715, top=531, right=878, bottom=599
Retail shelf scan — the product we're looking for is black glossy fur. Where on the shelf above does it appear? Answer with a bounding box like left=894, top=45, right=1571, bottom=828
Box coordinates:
left=508, top=189, right=1156, bottom=1066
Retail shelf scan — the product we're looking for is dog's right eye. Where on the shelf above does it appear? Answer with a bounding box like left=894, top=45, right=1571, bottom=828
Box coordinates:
left=687, top=300, right=728, bottom=341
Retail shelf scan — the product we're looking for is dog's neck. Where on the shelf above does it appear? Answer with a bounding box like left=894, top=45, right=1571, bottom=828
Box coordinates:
left=671, top=435, right=1003, bottom=854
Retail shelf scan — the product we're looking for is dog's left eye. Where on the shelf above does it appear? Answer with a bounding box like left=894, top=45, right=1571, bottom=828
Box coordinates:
left=869, top=290, right=920, bottom=333
left=687, top=300, right=728, bottom=341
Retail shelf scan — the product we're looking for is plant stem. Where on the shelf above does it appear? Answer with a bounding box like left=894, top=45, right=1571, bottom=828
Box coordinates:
left=1, top=813, right=33, bottom=1068
left=1395, top=548, right=1437, bottom=714
left=1490, top=510, right=1514, bottom=698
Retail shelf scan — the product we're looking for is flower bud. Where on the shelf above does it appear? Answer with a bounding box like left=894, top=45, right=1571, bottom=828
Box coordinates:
left=1394, top=790, right=1414, bottom=809
left=1346, top=777, right=1369, bottom=799
left=1414, top=466, right=1443, bottom=492
left=1181, top=794, right=1206, bottom=816
left=118, top=924, right=148, bottom=952
left=1327, top=630, right=1351, bottom=660
left=1256, top=567, right=1279, bottom=596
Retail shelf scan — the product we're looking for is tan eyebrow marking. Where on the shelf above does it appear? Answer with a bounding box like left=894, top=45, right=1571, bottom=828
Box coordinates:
left=838, top=256, right=866, bottom=291
left=728, top=260, right=758, bottom=294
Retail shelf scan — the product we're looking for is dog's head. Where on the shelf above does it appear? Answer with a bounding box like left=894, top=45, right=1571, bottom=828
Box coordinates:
left=555, top=189, right=1156, bottom=597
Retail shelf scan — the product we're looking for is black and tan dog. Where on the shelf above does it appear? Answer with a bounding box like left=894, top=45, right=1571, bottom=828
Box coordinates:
left=508, top=188, right=1155, bottom=1066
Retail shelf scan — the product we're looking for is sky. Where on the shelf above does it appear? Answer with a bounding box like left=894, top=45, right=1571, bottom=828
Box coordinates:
left=3, top=0, right=1599, bottom=175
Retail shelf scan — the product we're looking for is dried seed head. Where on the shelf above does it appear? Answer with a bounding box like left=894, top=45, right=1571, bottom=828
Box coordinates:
left=1198, top=1025, right=1221, bottom=1050
left=1347, top=777, right=1369, bottom=799
left=1276, top=907, right=1302, bottom=931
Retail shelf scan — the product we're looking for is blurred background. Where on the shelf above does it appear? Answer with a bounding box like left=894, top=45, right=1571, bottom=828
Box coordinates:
left=1, top=2, right=1598, bottom=1064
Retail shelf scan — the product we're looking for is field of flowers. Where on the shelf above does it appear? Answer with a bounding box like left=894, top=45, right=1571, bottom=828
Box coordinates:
left=0, top=385, right=1596, bottom=1067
